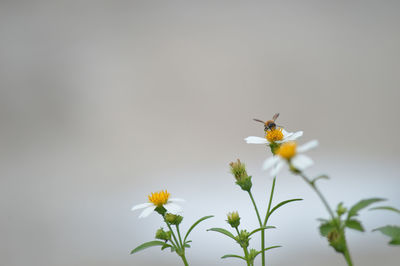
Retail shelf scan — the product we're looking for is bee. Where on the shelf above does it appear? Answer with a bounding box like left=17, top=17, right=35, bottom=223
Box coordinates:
left=253, top=113, right=281, bottom=132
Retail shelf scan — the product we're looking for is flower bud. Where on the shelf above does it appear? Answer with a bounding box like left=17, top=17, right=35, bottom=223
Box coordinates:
left=248, top=248, right=258, bottom=263
left=327, top=229, right=346, bottom=253
left=336, top=202, right=347, bottom=216
left=236, top=229, right=251, bottom=248
left=226, top=211, right=241, bottom=228
left=165, top=213, right=183, bottom=225
left=229, top=159, right=252, bottom=191
left=155, top=228, right=171, bottom=241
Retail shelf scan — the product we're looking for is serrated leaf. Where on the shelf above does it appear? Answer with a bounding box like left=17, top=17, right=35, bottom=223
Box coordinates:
left=221, top=254, right=246, bottom=260
left=130, top=240, right=167, bottom=254
left=369, top=206, right=400, bottom=214
left=347, top=198, right=386, bottom=219
left=207, top=228, right=236, bottom=241
left=373, top=225, right=400, bottom=245
left=183, top=215, right=213, bottom=243
left=345, top=219, right=364, bottom=232
left=249, top=226, right=276, bottom=236
left=266, top=198, right=303, bottom=220
left=319, top=222, right=335, bottom=237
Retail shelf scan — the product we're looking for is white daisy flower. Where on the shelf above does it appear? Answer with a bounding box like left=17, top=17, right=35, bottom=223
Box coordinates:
left=245, top=128, right=303, bottom=145
left=131, top=190, right=184, bottom=218
left=263, top=140, right=319, bottom=176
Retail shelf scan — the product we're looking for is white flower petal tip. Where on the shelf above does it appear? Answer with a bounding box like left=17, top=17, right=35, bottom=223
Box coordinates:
left=138, top=206, right=156, bottom=218
left=164, top=203, right=183, bottom=214
left=270, top=161, right=284, bottom=177
left=292, top=154, right=314, bottom=171
left=262, top=156, right=280, bottom=170
left=169, top=198, right=185, bottom=202
left=131, top=202, right=152, bottom=211
left=244, top=136, right=268, bottom=144
left=298, top=140, right=319, bottom=153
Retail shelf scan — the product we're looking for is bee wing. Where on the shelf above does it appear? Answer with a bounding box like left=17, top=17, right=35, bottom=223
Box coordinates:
left=253, top=118, right=266, bottom=124
left=272, top=113, right=279, bottom=121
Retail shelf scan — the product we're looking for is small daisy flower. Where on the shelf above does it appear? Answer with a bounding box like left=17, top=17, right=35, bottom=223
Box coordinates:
left=244, top=128, right=303, bottom=145
left=131, top=190, right=184, bottom=218
left=263, top=140, right=319, bottom=176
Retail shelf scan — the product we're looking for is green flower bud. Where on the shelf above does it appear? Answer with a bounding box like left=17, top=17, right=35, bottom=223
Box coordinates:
left=226, top=211, right=241, bottom=228
left=230, top=159, right=252, bottom=191
left=248, top=248, right=258, bottom=263
left=165, top=213, right=183, bottom=225
left=336, top=202, right=347, bottom=216
left=327, top=229, right=346, bottom=253
left=155, top=228, right=171, bottom=241
left=236, top=229, right=251, bottom=248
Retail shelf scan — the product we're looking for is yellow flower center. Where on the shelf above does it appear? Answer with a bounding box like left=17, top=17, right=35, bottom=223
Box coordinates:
left=266, top=128, right=284, bottom=142
left=148, top=190, right=170, bottom=207
left=276, top=141, right=297, bottom=159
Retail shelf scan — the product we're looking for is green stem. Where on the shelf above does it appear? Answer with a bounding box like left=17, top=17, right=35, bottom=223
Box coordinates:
left=247, top=191, right=264, bottom=266
left=165, top=221, right=181, bottom=250
left=180, top=254, right=189, bottom=266
left=248, top=191, right=262, bottom=225
left=176, top=224, right=184, bottom=248
left=235, top=227, right=250, bottom=266
left=264, top=177, right=276, bottom=226
left=298, top=173, right=335, bottom=219
left=343, top=234, right=353, bottom=266
left=298, top=171, right=353, bottom=266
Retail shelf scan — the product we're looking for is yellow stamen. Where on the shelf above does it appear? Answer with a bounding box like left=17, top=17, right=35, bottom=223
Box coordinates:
left=148, top=190, right=170, bottom=207
left=266, top=128, right=284, bottom=142
left=276, top=141, right=297, bottom=159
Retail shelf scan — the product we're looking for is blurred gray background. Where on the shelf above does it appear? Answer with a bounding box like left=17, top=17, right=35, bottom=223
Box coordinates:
left=1, top=1, right=399, bottom=265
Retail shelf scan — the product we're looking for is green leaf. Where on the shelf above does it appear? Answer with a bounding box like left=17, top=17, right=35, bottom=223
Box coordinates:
left=249, top=226, right=276, bottom=236
left=319, top=222, right=335, bottom=237
left=345, top=219, right=365, bottom=232
left=207, top=228, right=236, bottom=241
left=373, top=225, right=400, bottom=246
left=183, top=243, right=191, bottom=248
left=347, top=198, right=386, bottom=219
left=266, top=198, right=303, bottom=220
left=369, top=206, right=400, bottom=214
left=130, top=240, right=167, bottom=254
left=311, top=175, right=329, bottom=185
left=183, top=215, right=213, bottom=243
left=255, top=245, right=282, bottom=256
left=161, top=243, right=172, bottom=250
left=221, top=254, right=246, bottom=260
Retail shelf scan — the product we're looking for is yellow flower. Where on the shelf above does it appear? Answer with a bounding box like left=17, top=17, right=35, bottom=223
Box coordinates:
left=131, top=190, right=184, bottom=218
left=266, top=128, right=284, bottom=142
left=263, top=140, right=319, bottom=176
left=245, top=128, right=303, bottom=145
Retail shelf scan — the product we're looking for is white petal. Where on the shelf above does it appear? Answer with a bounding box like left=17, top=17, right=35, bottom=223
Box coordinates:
left=139, top=206, right=156, bottom=218
left=169, top=198, right=185, bottom=202
left=291, top=154, right=314, bottom=171
left=131, top=202, right=153, bottom=211
left=164, top=203, right=182, bottom=214
left=262, top=156, right=280, bottom=170
left=297, top=140, right=319, bottom=153
left=285, top=131, right=303, bottom=141
left=282, top=129, right=293, bottom=138
left=270, top=160, right=285, bottom=177
left=244, top=136, right=268, bottom=144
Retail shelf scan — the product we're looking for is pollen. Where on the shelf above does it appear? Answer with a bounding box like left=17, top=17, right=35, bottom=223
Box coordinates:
left=276, top=141, right=297, bottom=159
left=266, top=128, right=284, bottom=142
left=148, top=190, right=170, bottom=207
